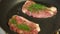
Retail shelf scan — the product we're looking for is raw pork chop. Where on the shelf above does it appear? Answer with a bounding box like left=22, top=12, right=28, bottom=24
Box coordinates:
left=22, top=0, right=57, bottom=18
left=8, top=15, right=40, bottom=34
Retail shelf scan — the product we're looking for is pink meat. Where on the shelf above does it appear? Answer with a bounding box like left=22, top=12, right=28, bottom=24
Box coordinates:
left=31, top=10, right=52, bottom=18
left=8, top=15, right=40, bottom=34
left=22, top=0, right=57, bottom=18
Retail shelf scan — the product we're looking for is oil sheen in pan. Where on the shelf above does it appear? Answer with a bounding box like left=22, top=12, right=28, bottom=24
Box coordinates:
left=7, top=1, right=57, bottom=34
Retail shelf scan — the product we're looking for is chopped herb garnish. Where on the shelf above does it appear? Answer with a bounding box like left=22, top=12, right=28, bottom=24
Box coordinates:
left=28, top=3, right=47, bottom=12
left=17, top=24, right=31, bottom=31
left=10, top=19, right=31, bottom=31
left=10, top=19, right=17, bottom=24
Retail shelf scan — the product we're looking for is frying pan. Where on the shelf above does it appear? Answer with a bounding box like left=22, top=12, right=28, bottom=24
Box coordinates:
left=0, top=0, right=60, bottom=34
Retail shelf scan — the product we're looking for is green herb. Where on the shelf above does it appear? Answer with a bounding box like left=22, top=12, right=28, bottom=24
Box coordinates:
left=10, top=19, right=31, bottom=31
left=28, top=3, right=47, bottom=12
left=17, top=24, right=31, bottom=31
left=10, top=19, right=16, bottom=24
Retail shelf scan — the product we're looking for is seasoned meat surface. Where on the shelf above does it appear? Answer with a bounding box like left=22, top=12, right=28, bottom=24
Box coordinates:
left=8, top=15, right=40, bottom=34
left=22, top=0, right=57, bottom=18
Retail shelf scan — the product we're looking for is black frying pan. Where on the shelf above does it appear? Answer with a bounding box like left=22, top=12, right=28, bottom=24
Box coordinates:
left=0, top=0, right=60, bottom=34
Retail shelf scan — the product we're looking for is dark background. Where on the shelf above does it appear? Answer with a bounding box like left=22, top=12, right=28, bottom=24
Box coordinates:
left=0, top=0, right=60, bottom=34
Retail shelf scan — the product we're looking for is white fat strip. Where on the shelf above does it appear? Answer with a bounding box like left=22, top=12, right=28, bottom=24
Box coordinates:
left=47, top=7, right=57, bottom=15
left=13, top=15, right=34, bottom=23
left=22, top=1, right=29, bottom=13
left=48, top=11, right=54, bottom=15
left=22, top=0, right=33, bottom=13
left=36, top=24, right=40, bottom=32
left=25, top=0, right=32, bottom=4
left=18, top=16, right=33, bottom=23
left=22, top=9, right=27, bottom=13
left=50, top=7, right=57, bottom=12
